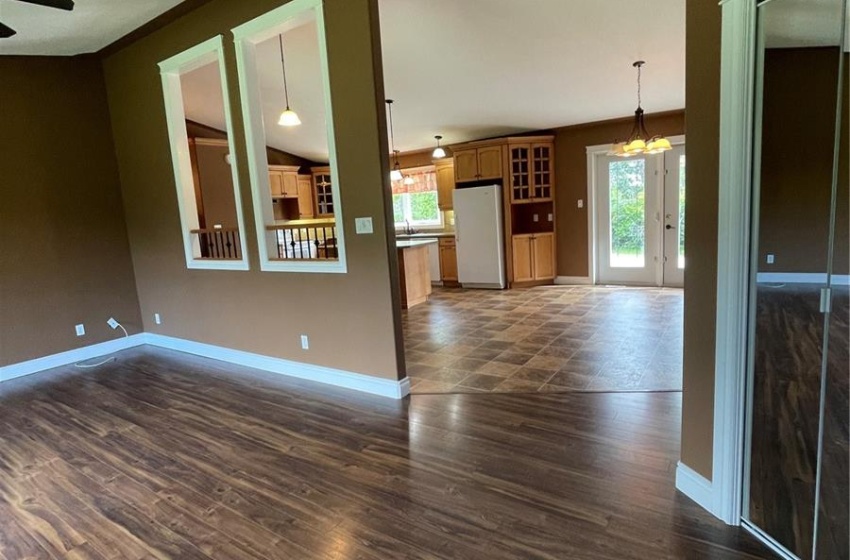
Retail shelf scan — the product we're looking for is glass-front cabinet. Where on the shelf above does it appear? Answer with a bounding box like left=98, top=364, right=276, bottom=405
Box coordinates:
left=509, top=141, right=553, bottom=203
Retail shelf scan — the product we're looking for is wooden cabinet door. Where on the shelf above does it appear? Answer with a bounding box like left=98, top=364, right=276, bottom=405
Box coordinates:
left=282, top=172, right=299, bottom=198
left=269, top=171, right=283, bottom=197
left=312, top=168, right=334, bottom=217
left=439, top=239, right=458, bottom=282
left=296, top=176, right=314, bottom=218
left=511, top=235, right=534, bottom=282
left=531, top=143, right=554, bottom=201
left=508, top=144, right=532, bottom=202
left=435, top=161, right=455, bottom=210
left=532, top=233, right=555, bottom=280
left=454, top=149, right=479, bottom=182
left=477, top=145, right=503, bottom=181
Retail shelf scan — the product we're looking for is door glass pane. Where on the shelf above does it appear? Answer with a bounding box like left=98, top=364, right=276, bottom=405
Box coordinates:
left=744, top=0, right=846, bottom=557
left=678, top=154, right=686, bottom=269
left=608, top=159, right=645, bottom=268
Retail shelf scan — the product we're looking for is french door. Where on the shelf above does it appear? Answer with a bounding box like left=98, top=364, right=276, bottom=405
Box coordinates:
left=595, top=145, right=685, bottom=287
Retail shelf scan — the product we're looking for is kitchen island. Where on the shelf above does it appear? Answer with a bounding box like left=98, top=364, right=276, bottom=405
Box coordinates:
left=397, top=239, right=437, bottom=309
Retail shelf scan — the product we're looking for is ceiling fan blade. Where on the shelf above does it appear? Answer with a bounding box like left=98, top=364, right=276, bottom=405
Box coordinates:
left=0, top=22, right=17, bottom=38
left=14, top=0, right=75, bottom=10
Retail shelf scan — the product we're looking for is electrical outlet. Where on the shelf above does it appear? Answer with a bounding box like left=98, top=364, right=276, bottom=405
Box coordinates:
left=107, top=318, right=119, bottom=330
left=577, top=199, right=584, bottom=209
left=548, top=213, right=553, bottom=222
left=300, top=335, right=309, bottom=350
left=75, top=324, right=85, bottom=337
left=533, top=214, right=539, bottom=222
left=154, top=313, right=162, bottom=325
left=766, top=254, right=775, bottom=265
left=355, top=217, right=373, bottom=234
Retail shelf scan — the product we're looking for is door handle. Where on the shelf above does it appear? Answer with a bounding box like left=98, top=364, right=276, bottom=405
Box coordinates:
left=665, top=224, right=675, bottom=230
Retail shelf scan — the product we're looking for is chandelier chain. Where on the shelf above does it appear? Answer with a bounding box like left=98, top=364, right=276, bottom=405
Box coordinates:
left=279, top=35, right=291, bottom=108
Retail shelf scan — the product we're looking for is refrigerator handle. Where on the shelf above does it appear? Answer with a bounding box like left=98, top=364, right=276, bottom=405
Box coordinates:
left=455, top=216, right=460, bottom=243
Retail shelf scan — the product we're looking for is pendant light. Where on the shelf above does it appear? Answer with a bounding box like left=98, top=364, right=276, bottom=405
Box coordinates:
left=432, top=135, right=447, bottom=159
left=277, top=35, right=301, bottom=127
left=611, top=61, right=671, bottom=157
left=386, top=100, right=404, bottom=181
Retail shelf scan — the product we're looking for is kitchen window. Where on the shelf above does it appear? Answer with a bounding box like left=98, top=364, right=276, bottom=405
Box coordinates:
left=392, top=167, right=442, bottom=227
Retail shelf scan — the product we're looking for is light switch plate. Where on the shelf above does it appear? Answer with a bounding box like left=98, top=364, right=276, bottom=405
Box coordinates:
left=533, top=214, right=539, bottom=222
left=766, top=254, right=775, bottom=264
left=577, top=199, right=584, bottom=209
left=355, top=217, right=374, bottom=234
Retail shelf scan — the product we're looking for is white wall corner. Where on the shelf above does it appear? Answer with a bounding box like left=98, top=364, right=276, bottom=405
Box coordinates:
left=675, top=462, right=717, bottom=518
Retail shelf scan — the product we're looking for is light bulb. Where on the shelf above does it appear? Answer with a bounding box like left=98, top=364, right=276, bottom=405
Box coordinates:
left=390, top=168, right=403, bottom=182
left=646, top=137, right=672, bottom=154
left=278, top=108, right=301, bottom=127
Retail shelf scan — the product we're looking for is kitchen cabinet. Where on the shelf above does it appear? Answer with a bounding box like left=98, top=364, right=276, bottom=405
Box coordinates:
left=435, top=159, right=455, bottom=211
left=269, top=165, right=300, bottom=198
left=454, top=146, right=503, bottom=183
left=296, top=175, right=314, bottom=219
left=439, top=237, right=458, bottom=283
left=311, top=167, right=334, bottom=217
left=509, top=142, right=554, bottom=203
left=512, top=233, right=554, bottom=282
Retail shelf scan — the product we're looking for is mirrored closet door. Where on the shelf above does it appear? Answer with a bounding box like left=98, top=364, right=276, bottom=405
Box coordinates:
left=743, top=0, right=848, bottom=559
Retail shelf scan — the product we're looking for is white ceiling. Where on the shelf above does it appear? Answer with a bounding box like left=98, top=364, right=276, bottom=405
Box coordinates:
left=0, top=0, right=183, bottom=55
left=184, top=0, right=687, bottom=162
left=762, top=0, right=849, bottom=48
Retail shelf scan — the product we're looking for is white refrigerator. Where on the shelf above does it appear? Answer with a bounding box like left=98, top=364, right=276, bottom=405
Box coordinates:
left=453, top=185, right=506, bottom=289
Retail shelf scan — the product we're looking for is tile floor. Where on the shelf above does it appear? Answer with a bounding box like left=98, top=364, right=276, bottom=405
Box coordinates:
left=402, top=285, right=683, bottom=394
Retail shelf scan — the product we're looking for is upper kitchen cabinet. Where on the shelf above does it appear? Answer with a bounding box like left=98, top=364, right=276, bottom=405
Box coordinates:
left=296, top=175, right=314, bottom=219
left=269, top=165, right=300, bottom=198
left=509, top=139, right=554, bottom=203
left=312, top=167, right=334, bottom=218
left=434, top=158, right=455, bottom=210
left=454, top=144, right=503, bottom=182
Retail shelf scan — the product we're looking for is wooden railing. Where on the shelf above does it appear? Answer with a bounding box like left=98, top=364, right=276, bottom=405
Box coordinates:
left=267, top=222, right=338, bottom=261
left=191, top=227, right=242, bottom=260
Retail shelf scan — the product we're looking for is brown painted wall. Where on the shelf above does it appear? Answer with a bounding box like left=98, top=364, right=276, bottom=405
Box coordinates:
left=0, top=56, right=142, bottom=366
left=102, top=0, right=404, bottom=380
left=758, top=48, right=849, bottom=275
left=552, top=112, right=686, bottom=277
left=681, top=0, right=722, bottom=479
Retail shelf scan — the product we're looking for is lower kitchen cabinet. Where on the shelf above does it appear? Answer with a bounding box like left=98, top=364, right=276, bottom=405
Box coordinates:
left=512, top=233, right=554, bottom=283
left=439, top=237, right=458, bottom=283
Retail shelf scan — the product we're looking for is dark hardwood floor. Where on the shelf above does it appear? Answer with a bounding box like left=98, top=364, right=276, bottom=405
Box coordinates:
left=0, top=347, right=769, bottom=559
left=747, top=284, right=849, bottom=560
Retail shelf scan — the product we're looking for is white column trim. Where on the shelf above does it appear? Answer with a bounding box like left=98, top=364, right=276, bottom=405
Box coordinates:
left=688, top=0, right=757, bottom=525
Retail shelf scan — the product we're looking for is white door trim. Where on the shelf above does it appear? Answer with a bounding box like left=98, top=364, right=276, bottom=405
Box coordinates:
left=673, top=0, right=758, bottom=525
left=586, top=135, right=686, bottom=287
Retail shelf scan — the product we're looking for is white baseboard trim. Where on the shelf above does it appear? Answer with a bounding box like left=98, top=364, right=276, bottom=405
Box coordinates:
left=143, top=334, right=410, bottom=400
left=0, top=334, right=147, bottom=383
left=757, top=272, right=850, bottom=285
left=555, top=276, right=592, bottom=285
left=675, top=461, right=718, bottom=520
left=0, top=333, right=410, bottom=401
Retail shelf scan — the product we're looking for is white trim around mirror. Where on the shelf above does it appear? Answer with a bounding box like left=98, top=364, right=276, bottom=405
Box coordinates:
left=232, top=0, right=348, bottom=274
left=158, top=36, right=250, bottom=271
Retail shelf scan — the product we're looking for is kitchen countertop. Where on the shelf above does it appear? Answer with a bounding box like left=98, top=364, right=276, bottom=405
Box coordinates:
left=395, top=232, right=455, bottom=239
left=396, top=239, right=439, bottom=249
